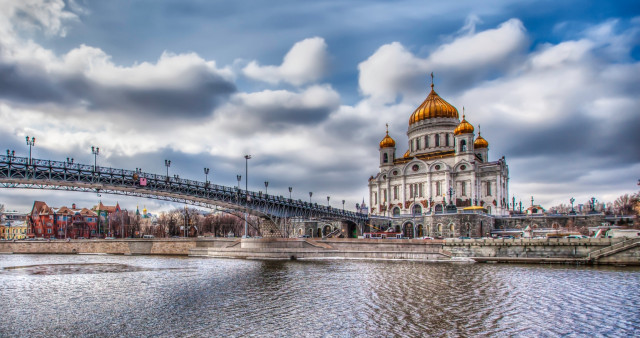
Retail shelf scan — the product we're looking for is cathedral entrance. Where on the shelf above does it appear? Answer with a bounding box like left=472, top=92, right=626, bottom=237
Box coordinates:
left=416, top=224, right=423, bottom=238
left=402, top=222, right=414, bottom=238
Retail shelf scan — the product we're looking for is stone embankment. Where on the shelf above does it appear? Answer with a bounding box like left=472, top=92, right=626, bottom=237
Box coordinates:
left=0, top=238, right=195, bottom=255
left=1, top=237, right=639, bottom=265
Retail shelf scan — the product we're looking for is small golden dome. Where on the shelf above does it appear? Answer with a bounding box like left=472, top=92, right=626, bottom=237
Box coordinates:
left=409, top=79, right=458, bottom=125
left=454, top=112, right=474, bottom=135
left=379, top=125, right=396, bottom=148
left=474, top=133, right=489, bottom=149
left=403, top=149, right=410, bottom=158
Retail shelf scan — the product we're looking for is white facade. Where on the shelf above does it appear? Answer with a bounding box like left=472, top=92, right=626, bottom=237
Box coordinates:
left=368, top=82, right=509, bottom=216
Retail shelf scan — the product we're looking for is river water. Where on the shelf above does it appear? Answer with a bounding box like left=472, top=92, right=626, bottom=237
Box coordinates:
left=1, top=254, right=639, bottom=337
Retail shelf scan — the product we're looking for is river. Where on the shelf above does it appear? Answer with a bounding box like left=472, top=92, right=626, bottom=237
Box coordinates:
left=1, top=254, right=639, bottom=337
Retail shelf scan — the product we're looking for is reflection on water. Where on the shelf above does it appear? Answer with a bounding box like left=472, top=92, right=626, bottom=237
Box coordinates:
left=1, top=255, right=639, bottom=337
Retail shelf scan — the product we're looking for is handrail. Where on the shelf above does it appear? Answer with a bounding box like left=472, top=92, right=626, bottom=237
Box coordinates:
left=588, top=238, right=640, bottom=260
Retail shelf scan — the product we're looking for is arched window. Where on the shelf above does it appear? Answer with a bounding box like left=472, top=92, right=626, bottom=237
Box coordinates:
left=383, top=153, right=388, bottom=163
left=445, top=134, right=450, bottom=146
left=435, top=134, right=440, bottom=146
left=416, top=138, right=421, bottom=150
left=460, top=140, right=467, bottom=152
left=425, top=135, right=430, bottom=148
left=412, top=204, right=422, bottom=215
left=392, top=207, right=400, bottom=216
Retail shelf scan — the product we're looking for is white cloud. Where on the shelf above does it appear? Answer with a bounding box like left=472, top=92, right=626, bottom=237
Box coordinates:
left=242, top=37, right=329, bottom=86
left=358, top=18, right=529, bottom=104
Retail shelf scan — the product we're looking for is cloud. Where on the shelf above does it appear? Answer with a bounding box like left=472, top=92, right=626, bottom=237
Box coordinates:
left=213, top=85, right=340, bottom=134
left=358, top=18, right=529, bottom=103
left=243, top=37, right=329, bottom=86
left=0, top=0, right=78, bottom=38
left=0, top=41, right=237, bottom=119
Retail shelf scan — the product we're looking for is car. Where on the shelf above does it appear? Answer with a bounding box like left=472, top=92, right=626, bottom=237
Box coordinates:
left=298, top=235, right=310, bottom=238
left=458, top=236, right=471, bottom=239
left=418, top=236, right=434, bottom=240
left=566, top=235, right=588, bottom=239
left=105, top=237, right=116, bottom=239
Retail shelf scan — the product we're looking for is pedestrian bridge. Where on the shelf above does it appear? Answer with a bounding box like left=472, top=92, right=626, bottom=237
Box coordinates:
left=0, top=154, right=368, bottom=235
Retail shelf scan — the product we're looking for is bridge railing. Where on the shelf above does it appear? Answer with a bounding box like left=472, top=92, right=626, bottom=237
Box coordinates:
left=0, top=154, right=367, bottom=221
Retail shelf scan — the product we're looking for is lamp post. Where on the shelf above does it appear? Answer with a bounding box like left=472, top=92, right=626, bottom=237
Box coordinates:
left=91, top=146, right=100, bottom=171
left=204, top=167, right=210, bottom=184
left=342, top=200, right=345, bottom=211
left=164, top=159, right=171, bottom=180
left=25, top=136, right=35, bottom=165
left=264, top=181, right=269, bottom=195
left=243, top=155, right=251, bottom=238
left=569, top=197, right=576, bottom=215
left=288, top=187, right=293, bottom=200
left=327, top=196, right=330, bottom=207
left=309, top=192, right=313, bottom=204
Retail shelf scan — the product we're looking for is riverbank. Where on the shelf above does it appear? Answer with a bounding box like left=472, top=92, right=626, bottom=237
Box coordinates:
left=2, top=237, right=638, bottom=265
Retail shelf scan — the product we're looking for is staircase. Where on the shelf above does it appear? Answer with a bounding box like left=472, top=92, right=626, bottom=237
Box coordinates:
left=587, top=238, right=640, bottom=262
left=324, top=228, right=341, bottom=238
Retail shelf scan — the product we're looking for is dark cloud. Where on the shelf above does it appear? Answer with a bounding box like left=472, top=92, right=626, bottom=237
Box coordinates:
left=0, top=56, right=236, bottom=119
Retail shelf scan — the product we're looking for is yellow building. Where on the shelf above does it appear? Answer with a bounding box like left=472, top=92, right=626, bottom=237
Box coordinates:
left=3, top=221, right=28, bottom=239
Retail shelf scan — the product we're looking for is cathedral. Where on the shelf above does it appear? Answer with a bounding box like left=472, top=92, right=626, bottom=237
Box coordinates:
left=368, top=77, right=510, bottom=218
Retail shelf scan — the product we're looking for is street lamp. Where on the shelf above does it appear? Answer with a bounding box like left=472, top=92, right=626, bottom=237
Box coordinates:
left=91, top=146, right=100, bottom=171
left=342, top=200, right=345, bottom=211
left=309, top=192, right=313, bottom=204
left=288, top=187, right=293, bottom=200
left=264, top=181, right=269, bottom=195
left=164, top=159, right=171, bottom=179
left=569, top=197, right=576, bottom=215
left=243, top=154, right=251, bottom=238
left=204, top=167, right=210, bottom=184
left=327, top=196, right=331, bottom=207
left=25, top=136, right=35, bottom=165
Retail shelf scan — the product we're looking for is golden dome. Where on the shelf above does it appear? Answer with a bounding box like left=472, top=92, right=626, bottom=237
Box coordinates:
left=409, top=82, right=458, bottom=125
left=403, top=149, right=410, bottom=158
left=379, top=125, right=396, bottom=148
left=474, top=133, right=489, bottom=149
left=454, top=112, right=474, bottom=135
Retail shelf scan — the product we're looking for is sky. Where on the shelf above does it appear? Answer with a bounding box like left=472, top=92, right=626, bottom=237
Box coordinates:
left=0, top=0, right=639, bottom=213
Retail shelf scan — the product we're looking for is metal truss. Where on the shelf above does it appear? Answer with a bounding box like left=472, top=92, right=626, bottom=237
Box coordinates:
left=0, top=155, right=368, bottom=228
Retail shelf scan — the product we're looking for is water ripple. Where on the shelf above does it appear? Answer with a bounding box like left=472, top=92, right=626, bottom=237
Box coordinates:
left=1, top=256, right=639, bottom=337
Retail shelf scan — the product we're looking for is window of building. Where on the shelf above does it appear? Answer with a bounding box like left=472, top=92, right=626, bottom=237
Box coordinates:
left=461, top=182, right=466, bottom=196
left=425, top=135, right=430, bottom=148
left=47, top=229, right=51, bottom=234
left=445, top=134, right=450, bottom=146
left=393, top=186, right=398, bottom=200
left=416, top=138, right=421, bottom=150
left=436, top=181, right=442, bottom=196
left=460, top=139, right=467, bottom=152
left=486, top=182, right=492, bottom=196
left=383, top=189, right=387, bottom=202
left=435, top=134, right=440, bottom=147
left=383, top=153, right=388, bottom=163
left=373, top=192, right=377, bottom=204
left=419, top=183, right=423, bottom=197
left=409, top=184, right=413, bottom=198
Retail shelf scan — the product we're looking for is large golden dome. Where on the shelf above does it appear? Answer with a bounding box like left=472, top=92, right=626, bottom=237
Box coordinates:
left=409, top=82, right=459, bottom=125
left=454, top=113, right=474, bottom=135
left=379, top=130, right=396, bottom=148
left=474, top=133, right=489, bottom=149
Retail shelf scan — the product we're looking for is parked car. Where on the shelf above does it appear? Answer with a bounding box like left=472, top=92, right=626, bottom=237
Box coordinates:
left=566, top=235, right=589, bottom=239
